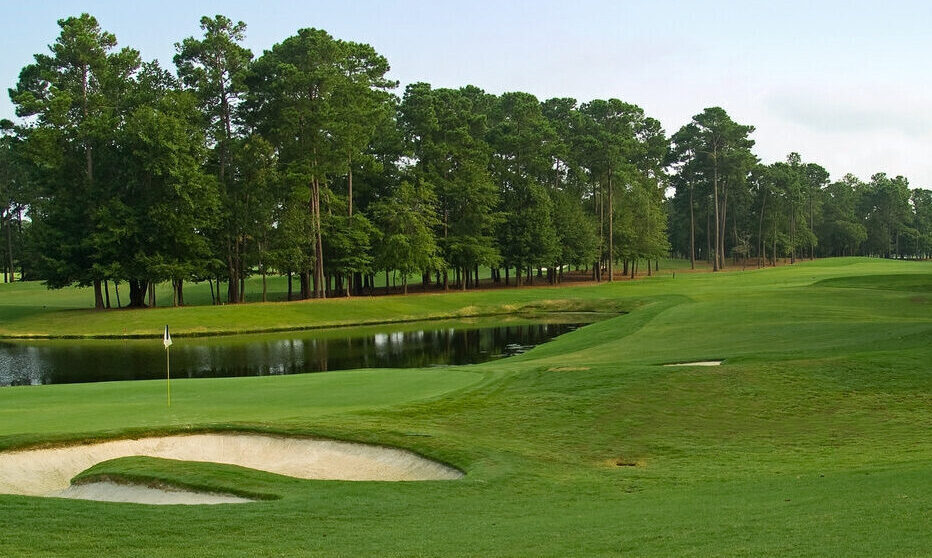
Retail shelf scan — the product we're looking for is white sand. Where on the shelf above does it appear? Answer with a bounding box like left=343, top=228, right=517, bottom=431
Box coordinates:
left=0, top=433, right=463, bottom=505
left=663, top=361, right=723, bottom=367
left=56, top=481, right=254, bottom=505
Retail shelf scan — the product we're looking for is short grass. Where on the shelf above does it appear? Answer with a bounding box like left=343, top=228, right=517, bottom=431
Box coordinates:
left=0, top=257, right=698, bottom=338
left=0, top=257, right=930, bottom=557
left=0, top=275, right=630, bottom=338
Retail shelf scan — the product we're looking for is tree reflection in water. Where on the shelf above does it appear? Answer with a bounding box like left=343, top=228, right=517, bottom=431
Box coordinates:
left=0, top=318, right=595, bottom=386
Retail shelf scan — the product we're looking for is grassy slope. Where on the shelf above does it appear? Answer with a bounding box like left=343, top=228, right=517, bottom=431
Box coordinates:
left=0, top=278, right=629, bottom=338
left=0, top=257, right=930, bottom=557
left=0, top=257, right=697, bottom=338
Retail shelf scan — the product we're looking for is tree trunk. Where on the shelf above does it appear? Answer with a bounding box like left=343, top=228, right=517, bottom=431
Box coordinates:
left=598, top=180, right=604, bottom=279
left=259, top=240, right=267, bottom=303
left=4, top=218, right=13, bottom=282
left=287, top=271, right=293, bottom=301
left=114, top=281, right=121, bottom=308
left=239, top=236, right=246, bottom=303
left=720, top=180, right=729, bottom=270
left=809, top=183, right=814, bottom=259
left=226, top=238, right=239, bottom=304
left=772, top=223, right=777, bottom=266
left=347, top=155, right=353, bottom=218
left=311, top=172, right=325, bottom=299
left=607, top=172, right=614, bottom=282
left=300, top=270, right=310, bottom=300
left=712, top=146, right=720, bottom=272
left=762, top=234, right=766, bottom=267
left=689, top=186, right=695, bottom=270
left=757, top=190, right=767, bottom=269
left=93, top=279, right=105, bottom=310
left=104, top=280, right=111, bottom=309
left=128, top=280, right=147, bottom=308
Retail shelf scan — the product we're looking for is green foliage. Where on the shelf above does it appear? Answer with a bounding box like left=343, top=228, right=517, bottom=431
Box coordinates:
left=669, top=107, right=756, bottom=267
left=10, top=14, right=141, bottom=293
left=400, top=83, right=501, bottom=277
left=551, top=189, right=599, bottom=266
left=8, top=10, right=932, bottom=313
left=370, top=180, right=442, bottom=283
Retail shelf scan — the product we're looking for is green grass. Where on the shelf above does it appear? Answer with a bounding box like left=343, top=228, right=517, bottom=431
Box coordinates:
left=0, top=275, right=630, bottom=338
left=0, top=257, right=930, bottom=556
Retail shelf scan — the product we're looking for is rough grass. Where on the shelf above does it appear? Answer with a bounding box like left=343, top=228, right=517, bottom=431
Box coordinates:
left=0, top=257, right=929, bottom=557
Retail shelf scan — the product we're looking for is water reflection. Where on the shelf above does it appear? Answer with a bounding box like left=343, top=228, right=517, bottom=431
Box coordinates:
left=0, top=317, right=595, bottom=386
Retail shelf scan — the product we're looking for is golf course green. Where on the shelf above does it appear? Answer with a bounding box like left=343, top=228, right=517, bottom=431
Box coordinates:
left=0, top=257, right=929, bottom=556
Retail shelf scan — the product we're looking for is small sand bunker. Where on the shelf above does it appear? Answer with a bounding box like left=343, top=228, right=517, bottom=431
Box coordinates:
left=663, top=361, right=723, bottom=367
left=58, top=481, right=253, bottom=505
left=0, top=433, right=462, bottom=505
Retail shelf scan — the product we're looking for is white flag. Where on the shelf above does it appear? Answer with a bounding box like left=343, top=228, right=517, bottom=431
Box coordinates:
left=163, top=325, right=172, bottom=349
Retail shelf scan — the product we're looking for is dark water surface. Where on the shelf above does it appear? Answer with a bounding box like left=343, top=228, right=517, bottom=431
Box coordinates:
left=0, top=315, right=602, bottom=386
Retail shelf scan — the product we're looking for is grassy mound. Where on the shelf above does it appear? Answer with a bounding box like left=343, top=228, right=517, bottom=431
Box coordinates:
left=815, top=272, right=932, bottom=292
left=72, top=456, right=288, bottom=501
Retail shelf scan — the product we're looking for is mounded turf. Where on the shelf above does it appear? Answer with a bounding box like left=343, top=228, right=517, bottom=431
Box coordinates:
left=0, top=257, right=929, bottom=556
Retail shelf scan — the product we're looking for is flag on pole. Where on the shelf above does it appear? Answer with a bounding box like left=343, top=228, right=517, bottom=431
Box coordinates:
left=164, top=324, right=172, bottom=407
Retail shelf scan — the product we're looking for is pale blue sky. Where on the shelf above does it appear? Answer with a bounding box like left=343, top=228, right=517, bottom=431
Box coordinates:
left=2, top=0, right=930, bottom=185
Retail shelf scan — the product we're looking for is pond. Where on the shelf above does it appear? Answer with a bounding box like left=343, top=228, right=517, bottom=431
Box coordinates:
left=0, top=314, right=605, bottom=386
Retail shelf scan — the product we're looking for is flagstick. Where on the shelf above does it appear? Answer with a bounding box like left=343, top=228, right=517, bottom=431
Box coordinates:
left=166, top=344, right=171, bottom=407
left=163, top=324, right=173, bottom=408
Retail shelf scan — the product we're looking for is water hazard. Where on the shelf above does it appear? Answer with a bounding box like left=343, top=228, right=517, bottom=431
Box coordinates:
left=0, top=314, right=602, bottom=386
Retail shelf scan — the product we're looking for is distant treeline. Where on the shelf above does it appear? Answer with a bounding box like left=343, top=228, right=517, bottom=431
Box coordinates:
left=1, top=14, right=929, bottom=305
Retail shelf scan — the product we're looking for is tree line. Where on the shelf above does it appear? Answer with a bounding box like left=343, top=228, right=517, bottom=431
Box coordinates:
left=667, top=108, right=931, bottom=268
left=1, top=14, right=929, bottom=305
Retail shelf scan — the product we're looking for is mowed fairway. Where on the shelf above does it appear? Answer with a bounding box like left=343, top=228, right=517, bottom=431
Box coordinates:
left=0, top=258, right=929, bottom=557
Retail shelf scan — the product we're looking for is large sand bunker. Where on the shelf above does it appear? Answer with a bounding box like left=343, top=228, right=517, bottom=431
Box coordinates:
left=0, top=433, right=463, bottom=505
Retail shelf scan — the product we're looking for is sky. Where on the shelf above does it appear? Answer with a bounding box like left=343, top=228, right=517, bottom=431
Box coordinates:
left=2, top=0, right=930, bottom=186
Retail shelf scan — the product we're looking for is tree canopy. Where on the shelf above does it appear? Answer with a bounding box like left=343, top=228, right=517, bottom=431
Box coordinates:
left=4, top=13, right=931, bottom=300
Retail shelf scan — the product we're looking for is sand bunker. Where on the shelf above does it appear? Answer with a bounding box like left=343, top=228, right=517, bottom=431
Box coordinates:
left=663, top=361, right=723, bottom=367
left=57, top=481, right=254, bottom=505
left=0, top=433, right=463, bottom=505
